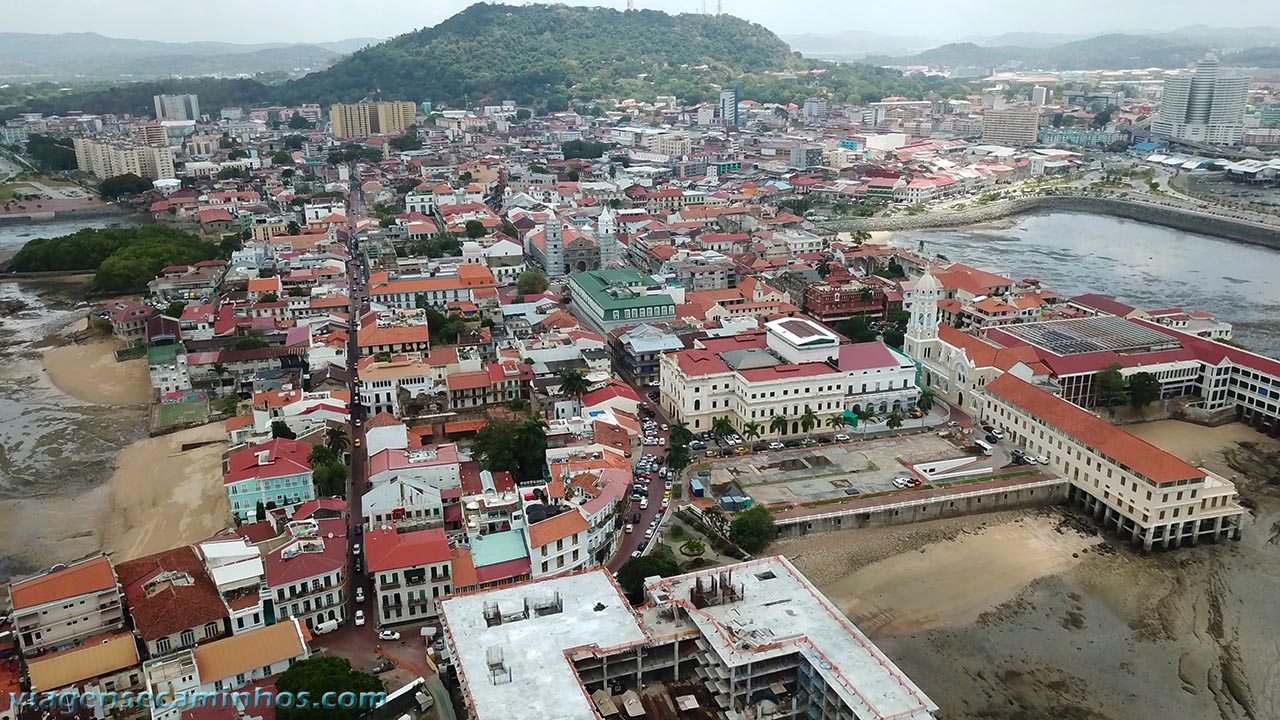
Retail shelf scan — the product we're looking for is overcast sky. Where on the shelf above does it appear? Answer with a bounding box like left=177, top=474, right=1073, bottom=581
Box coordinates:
left=6, top=0, right=1279, bottom=44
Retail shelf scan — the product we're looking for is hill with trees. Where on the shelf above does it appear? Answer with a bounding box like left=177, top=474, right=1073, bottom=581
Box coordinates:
left=5, top=3, right=976, bottom=119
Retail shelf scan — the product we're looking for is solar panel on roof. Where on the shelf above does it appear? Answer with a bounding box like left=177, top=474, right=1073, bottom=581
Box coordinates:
left=1001, top=316, right=1180, bottom=356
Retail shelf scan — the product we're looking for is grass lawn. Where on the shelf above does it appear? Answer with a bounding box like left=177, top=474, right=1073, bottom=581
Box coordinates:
left=0, top=183, right=35, bottom=202
left=155, top=399, right=210, bottom=429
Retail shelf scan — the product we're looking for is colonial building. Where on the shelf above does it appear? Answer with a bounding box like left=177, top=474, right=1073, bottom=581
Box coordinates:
left=366, top=526, right=453, bottom=626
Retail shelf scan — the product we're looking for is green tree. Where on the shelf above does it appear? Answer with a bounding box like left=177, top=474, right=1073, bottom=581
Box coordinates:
left=274, top=656, right=381, bottom=720
left=741, top=421, right=763, bottom=443
left=769, top=414, right=789, bottom=437
left=515, top=108, right=532, bottom=121
left=271, top=421, right=296, bottom=439
left=373, top=351, right=392, bottom=362
left=561, top=139, right=613, bottom=159
left=270, top=149, right=293, bottom=165
left=313, top=462, right=348, bottom=497
left=258, top=291, right=280, bottom=303
left=886, top=408, right=904, bottom=434
left=325, top=426, right=350, bottom=455
left=219, top=233, right=243, bottom=259
left=712, top=416, right=735, bottom=438
left=161, top=300, right=187, bottom=318
left=1127, top=371, right=1161, bottom=413
left=287, top=113, right=313, bottom=130
left=730, top=505, right=775, bottom=554
left=799, top=407, right=819, bottom=435
left=1094, top=363, right=1127, bottom=407
left=516, top=269, right=550, bottom=295
left=284, top=134, right=306, bottom=150
left=99, top=173, right=152, bottom=199
left=464, top=220, right=487, bottom=239
left=917, top=388, right=935, bottom=413
left=666, top=443, right=691, bottom=478
left=308, top=444, right=338, bottom=468
left=616, top=555, right=681, bottom=596
left=670, top=421, right=692, bottom=447
left=513, top=417, right=548, bottom=485
left=286, top=220, right=301, bottom=235
left=825, top=413, right=847, bottom=431
left=26, top=134, right=76, bottom=171
left=236, top=336, right=268, bottom=350
left=255, top=500, right=267, bottom=523
left=560, top=368, right=591, bottom=402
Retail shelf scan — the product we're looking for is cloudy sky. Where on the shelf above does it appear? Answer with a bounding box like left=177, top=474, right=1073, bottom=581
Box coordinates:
left=6, top=0, right=1278, bottom=44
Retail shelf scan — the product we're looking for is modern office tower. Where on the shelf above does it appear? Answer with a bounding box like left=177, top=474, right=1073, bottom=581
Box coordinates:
left=1152, top=54, right=1248, bottom=146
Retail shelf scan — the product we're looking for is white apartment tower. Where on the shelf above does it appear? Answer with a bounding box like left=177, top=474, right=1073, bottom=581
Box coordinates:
left=718, top=88, right=740, bottom=127
left=596, top=205, right=620, bottom=267
left=1153, top=54, right=1248, bottom=146
left=542, top=210, right=565, bottom=281
left=153, top=94, right=200, bottom=121
left=1032, top=85, right=1049, bottom=107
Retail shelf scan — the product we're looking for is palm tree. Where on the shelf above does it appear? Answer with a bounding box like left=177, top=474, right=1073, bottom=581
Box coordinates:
left=769, top=414, right=789, bottom=438
left=799, top=407, right=819, bottom=436
left=559, top=368, right=590, bottom=402
left=211, top=362, right=228, bottom=396
left=825, top=413, right=847, bottom=431
left=917, top=388, right=936, bottom=413
left=742, top=421, right=763, bottom=443
left=670, top=420, right=693, bottom=447
left=712, top=415, right=735, bottom=439
left=857, top=407, right=876, bottom=437
left=325, top=426, right=350, bottom=455
left=666, top=444, right=691, bottom=478
left=308, top=444, right=337, bottom=468
left=886, top=408, right=905, bottom=434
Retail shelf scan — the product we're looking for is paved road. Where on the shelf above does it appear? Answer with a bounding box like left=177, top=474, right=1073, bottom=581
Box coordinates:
left=607, top=387, right=676, bottom=571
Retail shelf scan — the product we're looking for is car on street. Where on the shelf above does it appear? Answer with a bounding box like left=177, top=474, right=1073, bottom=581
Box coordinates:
left=705, top=449, right=720, bottom=458
left=631, top=549, right=642, bottom=558
left=1035, top=455, right=1050, bottom=465
left=354, top=438, right=362, bottom=448
left=985, top=434, right=1000, bottom=444
left=843, top=488, right=861, bottom=496
left=664, top=481, right=672, bottom=490
left=835, top=433, right=850, bottom=441
left=690, top=440, right=706, bottom=450
left=638, top=540, right=648, bottom=551
left=768, top=441, right=784, bottom=450
left=892, top=478, right=912, bottom=489
left=624, top=524, right=634, bottom=534
left=990, top=428, right=1005, bottom=439
left=639, top=498, right=649, bottom=510
left=378, top=630, right=401, bottom=641
left=352, top=543, right=361, bottom=556
left=734, top=446, right=750, bottom=456
left=632, top=511, right=642, bottom=523
left=355, top=587, right=365, bottom=603
left=784, top=440, right=801, bottom=448
left=354, top=610, right=365, bottom=627
left=660, top=499, right=669, bottom=510
left=801, top=438, right=817, bottom=447
left=981, top=424, right=995, bottom=433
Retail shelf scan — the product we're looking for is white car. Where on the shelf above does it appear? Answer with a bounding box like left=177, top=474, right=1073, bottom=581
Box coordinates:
left=645, top=528, right=655, bottom=539
left=631, top=549, right=642, bottom=558
left=378, top=630, right=400, bottom=641
left=352, top=543, right=361, bottom=556
left=354, top=610, right=366, bottom=627
left=834, top=433, right=850, bottom=442
left=892, top=478, right=912, bottom=489
left=355, top=587, right=365, bottom=603
left=1035, top=455, right=1050, bottom=465
left=639, top=499, right=649, bottom=510
left=624, top=524, right=634, bottom=534
left=768, top=441, right=784, bottom=450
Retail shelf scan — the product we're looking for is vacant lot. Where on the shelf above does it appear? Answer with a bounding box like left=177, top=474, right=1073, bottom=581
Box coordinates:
left=708, top=434, right=987, bottom=505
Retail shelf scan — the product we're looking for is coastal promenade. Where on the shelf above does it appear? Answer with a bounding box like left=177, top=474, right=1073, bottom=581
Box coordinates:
left=818, top=191, right=1280, bottom=250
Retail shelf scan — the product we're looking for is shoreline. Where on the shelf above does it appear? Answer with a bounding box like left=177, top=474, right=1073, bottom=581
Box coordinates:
left=41, top=333, right=152, bottom=406
left=98, top=422, right=231, bottom=562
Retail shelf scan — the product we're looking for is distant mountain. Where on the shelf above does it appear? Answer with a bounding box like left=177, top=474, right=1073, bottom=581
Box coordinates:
left=314, top=38, right=382, bottom=55
left=278, top=3, right=802, bottom=106
left=782, top=30, right=938, bottom=59
left=0, top=32, right=374, bottom=80
left=867, top=26, right=1280, bottom=71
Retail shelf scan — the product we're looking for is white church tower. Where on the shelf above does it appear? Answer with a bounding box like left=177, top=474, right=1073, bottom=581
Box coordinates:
left=543, top=209, right=565, bottom=281
left=596, top=205, right=620, bottom=267
left=905, top=267, right=941, bottom=360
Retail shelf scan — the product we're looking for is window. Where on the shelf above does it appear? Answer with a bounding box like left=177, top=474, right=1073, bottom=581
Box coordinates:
left=156, top=637, right=171, bottom=654
left=180, top=629, right=196, bottom=647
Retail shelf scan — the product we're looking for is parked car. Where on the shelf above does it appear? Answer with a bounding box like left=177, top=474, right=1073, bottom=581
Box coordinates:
left=801, top=438, right=817, bottom=447
left=981, top=424, right=995, bottom=433
left=990, top=429, right=1005, bottom=439
left=834, top=433, right=850, bottom=442
left=354, top=610, right=366, bottom=627
left=371, top=661, right=395, bottom=674
left=784, top=440, right=801, bottom=448
left=734, top=446, right=751, bottom=456
left=843, top=488, right=861, bottom=496
left=378, top=630, right=401, bottom=641
left=768, top=441, right=785, bottom=450
left=705, top=449, right=720, bottom=458
left=632, top=511, right=642, bottom=523
left=639, top=499, right=649, bottom=510
left=985, top=434, right=1000, bottom=444
left=355, top=587, right=365, bottom=603
left=624, top=524, right=634, bottom=534
left=631, top=549, right=642, bottom=558
left=352, top=543, right=361, bottom=556
left=690, top=440, right=706, bottom=450
left=892, top=478, right=912, bottom=489
left=1035, top=455, right=1050, bottom=465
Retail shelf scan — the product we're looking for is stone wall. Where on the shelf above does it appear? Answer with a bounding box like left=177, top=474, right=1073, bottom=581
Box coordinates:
left=818, top=195, right=1280, bottom=251
left=773, top=479, right=1070, bottom=538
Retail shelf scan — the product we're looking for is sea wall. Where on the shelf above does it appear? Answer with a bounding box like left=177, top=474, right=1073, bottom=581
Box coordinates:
left=0, top=206, right=132, bottom=225
left=773, top=479, right=1070, bottom=538
left=819, top=195, right=1280, bottom=251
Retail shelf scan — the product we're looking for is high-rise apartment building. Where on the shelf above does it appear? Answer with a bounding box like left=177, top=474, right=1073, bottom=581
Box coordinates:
left=718, top=88, right=739, bottom=127
left=982, top=106, right=1041, bottom=147
left=74, top=137, right=176, bottom=180
left=1152, top=54, right=1248, bottom=146
left=329, top=101, right=418, bottom=139
left=1032, top=85, right=1050, bottom=107
left=153, top=94, right=201, bottom=121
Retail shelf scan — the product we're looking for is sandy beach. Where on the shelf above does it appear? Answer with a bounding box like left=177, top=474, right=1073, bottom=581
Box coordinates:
left=42, top=336, right=151, bottom=406
left=98, top=422, right=230, bottom=562
left=835, top=230, right=893, bottom=246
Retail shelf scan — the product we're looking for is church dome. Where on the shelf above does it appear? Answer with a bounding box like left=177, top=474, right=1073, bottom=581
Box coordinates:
left=915, top=269, right=940, bottom=294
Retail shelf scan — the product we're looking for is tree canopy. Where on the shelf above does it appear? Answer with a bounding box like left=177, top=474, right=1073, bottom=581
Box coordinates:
left=99, top=173, right=152, bottom=199
left=730, top=505, right=775, bottom=554
left=616, top=554, right=681, bottom=596
left=516, top=269, right=549, bottom=295
left=9, top=225, right=217, bottom=292
left=274, top=656, right=382, bottom=720
left=473, top=417, right=547, bottom=485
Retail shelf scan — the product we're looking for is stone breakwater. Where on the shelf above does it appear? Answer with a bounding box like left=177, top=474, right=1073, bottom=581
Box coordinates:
left=819, top=195, right=1280, bottom=251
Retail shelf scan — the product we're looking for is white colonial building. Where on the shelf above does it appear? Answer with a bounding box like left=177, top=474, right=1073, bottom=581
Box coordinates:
left=660, top=318, right=919, bottom=436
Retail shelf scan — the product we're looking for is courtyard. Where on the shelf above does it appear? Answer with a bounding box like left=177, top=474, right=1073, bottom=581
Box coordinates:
left=703, top=433, right=1000, bottom=507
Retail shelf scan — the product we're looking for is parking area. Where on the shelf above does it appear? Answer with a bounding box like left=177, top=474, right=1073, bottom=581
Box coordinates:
left=703, top=434, right=995, bottom=506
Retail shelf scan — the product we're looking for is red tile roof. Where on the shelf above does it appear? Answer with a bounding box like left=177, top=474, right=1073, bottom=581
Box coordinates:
left=115, top=546, right=227, bottom=642
left=364, top=527, right=450, bottom=572
left=10, top=556, right=116, bottom=610
left=985, top=374, right=1202, bottom=484
left=672, top=349, right=731, bottom=376
left=837, top=341, right=903, bottom=371
left=526, top=508, right=589, bottom=548
left=223, top=438, right=313, bottom=485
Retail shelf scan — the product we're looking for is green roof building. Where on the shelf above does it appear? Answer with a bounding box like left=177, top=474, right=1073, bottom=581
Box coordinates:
left=568, top=269, right=677, bottom=335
